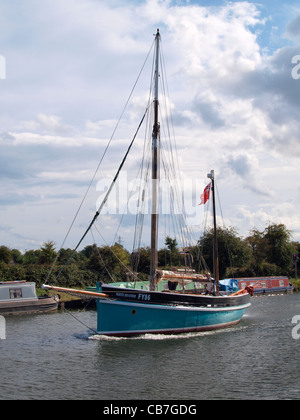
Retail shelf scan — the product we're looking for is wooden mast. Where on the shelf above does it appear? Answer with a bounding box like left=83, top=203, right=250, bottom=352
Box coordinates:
left=207, top=170, right=220, bottom=295
left=150, top=29, right=160, bottom=291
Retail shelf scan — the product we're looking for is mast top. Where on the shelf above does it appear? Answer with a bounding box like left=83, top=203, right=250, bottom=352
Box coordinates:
left=207, top=169, right=214, bottom=180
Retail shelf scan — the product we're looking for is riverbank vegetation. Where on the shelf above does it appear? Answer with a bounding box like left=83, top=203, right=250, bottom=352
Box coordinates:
left=0, top=223, right=299, bottom=290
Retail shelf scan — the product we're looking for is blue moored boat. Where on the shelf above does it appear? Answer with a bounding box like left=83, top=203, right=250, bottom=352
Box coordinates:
left=96, top=283, right=251, bottom=337
left=43, top=29, right=252, bottom=337
left=94, top=30, right=251, bottom=336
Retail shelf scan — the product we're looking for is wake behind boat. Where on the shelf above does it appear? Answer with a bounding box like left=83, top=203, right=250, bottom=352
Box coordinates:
left=43, top=29, right=252, bottom=337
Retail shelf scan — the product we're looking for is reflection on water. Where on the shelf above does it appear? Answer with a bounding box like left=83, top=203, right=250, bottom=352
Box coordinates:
left=1, top=293, right=299, bottom=399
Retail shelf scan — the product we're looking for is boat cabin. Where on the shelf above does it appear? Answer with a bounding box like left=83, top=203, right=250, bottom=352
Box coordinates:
left=0, top=281, right=58, bottom=315
left=0, top=281, right=38, bottom=302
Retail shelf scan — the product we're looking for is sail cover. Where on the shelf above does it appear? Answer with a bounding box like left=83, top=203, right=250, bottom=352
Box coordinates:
left=156, top=270, right=207, bottom=284
left=219, top=279, right=239, bottom=293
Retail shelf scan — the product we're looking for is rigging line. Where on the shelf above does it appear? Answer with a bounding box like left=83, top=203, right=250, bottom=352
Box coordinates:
left=132, top=60, right=155, bottom=255
left=131, top=108, right=153, bottom=255
left=67, top=37, right=155, bottom=235
left=99, top=118, right=152, bottom=258
left=133, top=143, right=151, bottom=250
left=62, top=306, right=98, bottom=336
left=45, top=40, right=155, bottom=284
left=92, top=222, right=147, bottom=284
left=53, top=106, right=150, bottom=282
left=89, top=228, right=116, bottom=283
left=160, top=142, right=195, bottom=248
left=215, top=181, right=234, bottom=277
left=110, top=144, right=150, bottom=249
left=90, top=46, right=156, bottom=271
left=159, top=50, right=195, bottom=249
left=158, top=159, right=184, bottom=251
left=111, top=100, right=154, bottom=250
left=99, top=91, right=154, bottom=259
left=195, top=198, right=211, bottom=273
left=159, top=43, right=181, bottom=183
left=160, top=148, right=201, bottom=260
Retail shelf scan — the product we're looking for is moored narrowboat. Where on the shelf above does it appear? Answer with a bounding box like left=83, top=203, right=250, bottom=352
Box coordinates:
left=237, top=277, right=294, bottom=295
left=0, top=281, right=58, bottom=315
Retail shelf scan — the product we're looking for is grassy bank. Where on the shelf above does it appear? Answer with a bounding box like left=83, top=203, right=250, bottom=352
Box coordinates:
left=37, top=288, right=84, bottom=302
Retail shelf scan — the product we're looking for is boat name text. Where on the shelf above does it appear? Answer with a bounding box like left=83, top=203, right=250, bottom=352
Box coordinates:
left=115, top=292, right=151, bottom=301
left=138, top=293, right=151, bottom=301
left=116, top=292, right=136, bottom=299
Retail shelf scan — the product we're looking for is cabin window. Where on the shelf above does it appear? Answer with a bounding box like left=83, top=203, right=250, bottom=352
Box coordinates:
left=261, top=282, right=267, bottom=288
left=241, top=282, right=247, bottom=289
left=9, top=288, right=22, bottom=299
left=279, top=280, right=284, bottom=287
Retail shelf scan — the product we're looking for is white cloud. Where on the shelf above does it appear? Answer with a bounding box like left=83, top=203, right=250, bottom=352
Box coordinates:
left=1, top=0, right=300, bottom=251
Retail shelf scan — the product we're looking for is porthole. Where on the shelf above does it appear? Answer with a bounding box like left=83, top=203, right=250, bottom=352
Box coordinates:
left=131, top=309, right=136, bottom=315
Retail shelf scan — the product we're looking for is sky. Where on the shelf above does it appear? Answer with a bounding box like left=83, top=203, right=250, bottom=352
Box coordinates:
left=1, top=0, right=300, bottom=253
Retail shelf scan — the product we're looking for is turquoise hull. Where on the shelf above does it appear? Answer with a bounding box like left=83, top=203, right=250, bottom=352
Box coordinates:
left=96, top=297, right=250, bottom=337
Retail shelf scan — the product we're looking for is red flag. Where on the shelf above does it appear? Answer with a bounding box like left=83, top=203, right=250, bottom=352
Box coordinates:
left=199, top=182, right=211, bottom=205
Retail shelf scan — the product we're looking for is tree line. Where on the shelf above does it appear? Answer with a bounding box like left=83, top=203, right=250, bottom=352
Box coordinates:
left=0, top=223, right=299, bottom=289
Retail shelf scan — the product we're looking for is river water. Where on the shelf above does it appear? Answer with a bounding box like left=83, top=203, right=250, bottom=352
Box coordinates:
left=0, top=293, right=299, bottom=400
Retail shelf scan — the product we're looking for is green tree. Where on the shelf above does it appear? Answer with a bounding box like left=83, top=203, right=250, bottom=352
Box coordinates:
left=0, top=246, right=12, bottom=264
left=198, top=226, right=252, bottom=278
left=264, top=223, right=295, bottom=274
left=57, top=248, right=83, bottom=265
left=159, top=236, right=180, bottom=267
left=245, top=228, right=267, bottom=268
left=38, top=241, right=57, bottom=265
left=11, top=249, right=24, bottom=264
left=165, top=236, right=178, bottom=253
left=23, top=249, right=41, bottom=265
left=88, top=243, right=130, bottom=282
left=132, top=247, right=150, bottom=275
left=80, top=244, right=98, bottom=260
left=245, top=223, right=296, bottom=276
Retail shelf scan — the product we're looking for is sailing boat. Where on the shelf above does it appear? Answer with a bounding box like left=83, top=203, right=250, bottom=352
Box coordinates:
left=43, top=29, right=252, bottom=337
